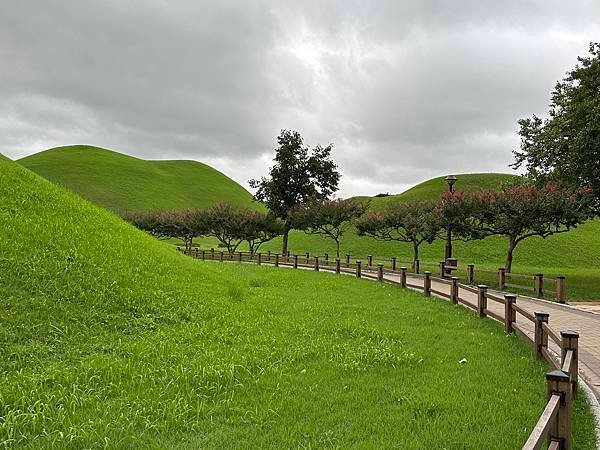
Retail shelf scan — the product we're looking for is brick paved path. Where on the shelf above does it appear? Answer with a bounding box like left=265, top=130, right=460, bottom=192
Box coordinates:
left=379, top=271, right=600, bottom=398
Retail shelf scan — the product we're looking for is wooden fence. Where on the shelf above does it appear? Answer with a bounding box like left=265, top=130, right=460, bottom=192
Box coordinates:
left=185, top=249, right=567, bottom=302
left=178, top=247, right=580, bottom=449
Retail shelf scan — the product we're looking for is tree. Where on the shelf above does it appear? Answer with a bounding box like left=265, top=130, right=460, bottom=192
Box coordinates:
left=355, top=201, right=442, bottom=260
left=466, top=183, right=595, bottom=272
left=292, top=199, right=366, bottom=257
left=240, top=211, right=284, bottom=255
left=513, top=42, right=600, bottom=206
left=203, top=204, right=246, bottom=253
left=249, top=130, right=340, bottom=254
left=122, top=209, right=204, bottom=252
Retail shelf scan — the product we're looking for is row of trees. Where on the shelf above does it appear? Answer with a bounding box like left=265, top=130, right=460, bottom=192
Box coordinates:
left=124, top=180, right=594, bottom=273
left=357, top=181, right=594, bottom=272
left=123, top=204, right=283, bottom=255
left=123, top=199, right=367, bottom=258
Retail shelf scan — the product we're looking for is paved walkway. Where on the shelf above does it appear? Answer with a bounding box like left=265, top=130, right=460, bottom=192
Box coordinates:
left=376, top=270, right=600, bottom=398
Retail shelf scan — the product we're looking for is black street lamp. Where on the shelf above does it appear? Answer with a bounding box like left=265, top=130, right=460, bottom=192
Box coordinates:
left=444, top=175, right=458, bottom=261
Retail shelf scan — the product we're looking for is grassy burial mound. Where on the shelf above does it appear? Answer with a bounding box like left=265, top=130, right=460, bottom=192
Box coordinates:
left=359, top=173, right=518, bottom=210
left=0, top=159, right=596, bottom=447
left=19, top=145, right=259, bottom=212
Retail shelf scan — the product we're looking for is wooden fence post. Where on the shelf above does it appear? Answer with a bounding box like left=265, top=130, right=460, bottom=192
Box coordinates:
left=355, top=261, right=362, bottom=278
left=498, top=267, right=506, bottom=289
left=413, top=259, right=420, bottom=274
left=534, top=273, right=544, bottom=297
left=267, top=250, right=271, bottom=261
left=561, top=331, right=579, bottom=397
left=201, top=250, right=206, bottom=260
left=345, top=254, right=350, bottom=267
left=467, top=264, right=474, bottom=284
left=439, top=261, right=446, bottom=278
left=257, top=253, right=262, bottom=265
left=400, top=267, right=407, bottom=288
left=219, top=251, right=224, bottom=262
left=534, top=312, right=549, bottom=358
left=194, top=248, right=199, bottom=258
left=306, top=252, right=310, bottom=264
left=314, top=256, right=319, bottom=271
left=211, top=248, right=215, bottom=259
left=556, top=276, right=566, bottom=303
left=377, top=264, right=384, bottom=281
left=450, top=276, right=459, bottom=304
left=477, top=285, right=488, bottom=318
left=445, top=258, right=457, bottom=276
left=504, top=294, right=516, bottom=333
left=335, top=258, right=340, bottom=274
left=424, top=271, right=431, bottom=297
left=546, top=370, right=572, bottom=450
left=275, top=253, right=279, bottom=267
left=324, top=253, right=329, bottom=265
left=391, top=257, right=397, bottom=271
left=238, top=251, right=242, bottom=262
left=367, top=255, right=373, bottom=268
left=293, top=254, right=298, bottom=269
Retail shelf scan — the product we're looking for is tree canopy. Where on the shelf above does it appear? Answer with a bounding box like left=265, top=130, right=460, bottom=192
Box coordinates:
left=292, top=198, right=366, bottom=257
left=249, top=130, right=340, bottom=254
left=513, top=42, right=600, bottom=207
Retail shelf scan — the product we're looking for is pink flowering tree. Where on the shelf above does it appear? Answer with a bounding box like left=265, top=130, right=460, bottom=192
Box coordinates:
left=465, top=182, right=595, bottom=272
left=355, top=201, right=442, bottom=260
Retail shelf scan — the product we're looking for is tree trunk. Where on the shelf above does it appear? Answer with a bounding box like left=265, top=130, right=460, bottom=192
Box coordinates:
left=505, top=237, right=516, bottom=273
left=336, top=240, right=340, bottom=258
left=412, top=241, right=419, bottom=260
left=282, top=221, right=291, bottom=255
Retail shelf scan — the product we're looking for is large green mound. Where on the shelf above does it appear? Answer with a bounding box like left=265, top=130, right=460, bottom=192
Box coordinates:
left=1, top=158, right=595, bottom=447
left=19, top=145, right=259, bottom=212
left=355, top=173, right=517, bottom=210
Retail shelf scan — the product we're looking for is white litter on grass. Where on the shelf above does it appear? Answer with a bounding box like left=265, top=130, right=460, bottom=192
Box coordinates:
left=459, top=358, right=468, bottom=364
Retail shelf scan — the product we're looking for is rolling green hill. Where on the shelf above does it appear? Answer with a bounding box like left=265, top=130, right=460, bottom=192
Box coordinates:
left=1, top=155, right=595, bottom=447
left=0, top=153, right=9, bottom=160
left=353, top=173, right=518, bottom=210
left=19, top=145, right=260, bottom=212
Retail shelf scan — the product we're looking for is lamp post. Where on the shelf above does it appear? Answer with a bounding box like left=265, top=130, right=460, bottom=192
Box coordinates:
left=444, top=175, right=458, bottom=261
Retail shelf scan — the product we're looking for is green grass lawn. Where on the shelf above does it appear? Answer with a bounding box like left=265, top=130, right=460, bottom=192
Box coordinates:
left=18, top=145, right=261, bottom=212
left=1, top=152, right=597, bottom=448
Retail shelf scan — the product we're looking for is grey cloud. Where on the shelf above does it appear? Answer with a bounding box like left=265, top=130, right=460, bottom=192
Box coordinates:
left=1, top=0, right=599, bottom=196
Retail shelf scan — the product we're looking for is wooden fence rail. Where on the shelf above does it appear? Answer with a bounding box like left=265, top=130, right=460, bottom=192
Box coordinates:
left=186, top=248, right=567, bottom=302
left=178, top=247, right=580, bottom=449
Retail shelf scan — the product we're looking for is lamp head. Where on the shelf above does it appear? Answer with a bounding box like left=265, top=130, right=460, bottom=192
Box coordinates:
left=445, top=175, right=458, bottom=188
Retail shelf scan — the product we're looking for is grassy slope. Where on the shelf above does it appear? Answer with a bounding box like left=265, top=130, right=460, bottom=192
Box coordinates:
left=1, top=160, right=595, bottom=448
left=19, top=145, right=260, bottom=212
left=357, top=172, right=518, bottom=210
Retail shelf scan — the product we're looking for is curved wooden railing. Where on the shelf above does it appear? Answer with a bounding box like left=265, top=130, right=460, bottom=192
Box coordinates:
left=178, top=247, right=580, bottom=449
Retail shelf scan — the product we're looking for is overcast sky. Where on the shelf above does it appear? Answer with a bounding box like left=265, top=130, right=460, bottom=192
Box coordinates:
left=1, top=1, right=599, bottom=197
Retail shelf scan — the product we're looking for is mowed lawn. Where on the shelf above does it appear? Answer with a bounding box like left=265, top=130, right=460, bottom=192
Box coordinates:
left=1, top=160, right=596, bottom=448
